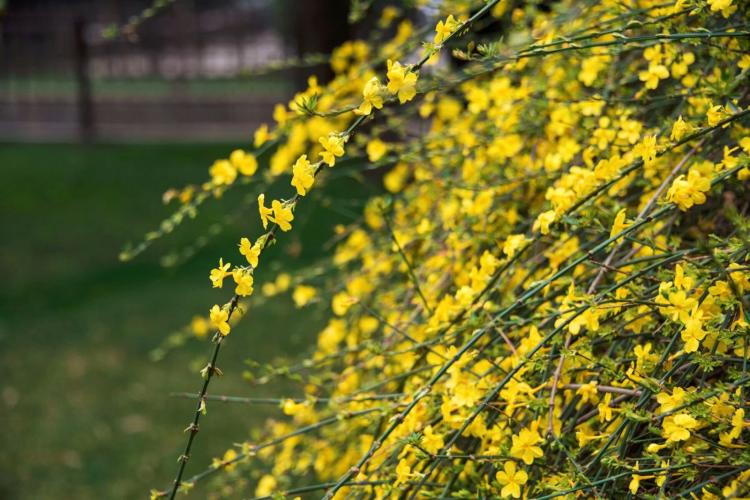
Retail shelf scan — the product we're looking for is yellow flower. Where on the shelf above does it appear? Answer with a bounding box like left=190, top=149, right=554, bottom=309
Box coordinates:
left=291, top=154, right=315, bottom=196
left=629, top=462, right=641, bottom=495
left=634, top=342, right=654, bottom=368
left=255, top=474, right=277, bottom=497
left=367, top=139, right=388, bottom=162
left=673, top=265, right=692, bottom=292
left=384, top=162, right=409, bottom=192
left=394, top=459, right=411, bottom=486
left=706, top=104, right=726, bottom=127
left=232, top=269, right=254, bottom=297
left=258, top=194, right=273, bottom=229
left=610, top=208, right=630, bottom=240
left=533, top=210, right=556, bottom=235
left=667, top=169, right=711, bottom=211
left=292, top=285, right=317, bottom=308
left=598, top=392, right=614, bottom=422
left=495, top=461, right=528, bottom=499
left=209, top=258, right=231, bottom=288
left=421, top=425, right=444, bottom=453
left=253, top=123, right=269, bottom=148
left=510, top=427, right=543, bottom=465
left=229, top=149, right=258, bottom=176
left=503, top=234, right=528, bottom=259
left=318, top=134, right=346, bottom=167
left=211, top=448, right=238, bottom=471
left=662, top=412, right=698, bottom=442
left=635, top=135, right=657, bottom=165
left=638, top=63, right=669, bottom=90
left=657, top=388, right=686, bottom=413
left=354, top=77, right=386, bottom=116
left=239, top=237, right=260, bottom=268
left=434, top=15, right=459, bottom=44
left=568, top=308, right=600, bottom=335
left=209, top=304, right=231, bottom=336
left=386, top=60, right=418, bottom=103
left=578, top=55, right=608, bottom=87
left=720, top=408, right=745, bottom=445
left=378, top=5, right=400, bottom=28
left=271, top=200, right=294, bottom=231
left=707, top=0, right=737, bottom=17
left=576, top=381, right=599, bottom=406
left=659, top=288, right=697, bottom=323
left=681, top=306, right=706, bottom=353
left=191, top=316, right=209, bottom=338
left=332, top=291, right=355, bottom=316
left=670, top=115, right=692, bottom=141
left=209, top=159, right=237, bottom=186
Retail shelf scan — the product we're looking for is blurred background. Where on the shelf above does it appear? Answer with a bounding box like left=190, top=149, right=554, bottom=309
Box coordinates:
left=0, top=0, right=373, bottom=498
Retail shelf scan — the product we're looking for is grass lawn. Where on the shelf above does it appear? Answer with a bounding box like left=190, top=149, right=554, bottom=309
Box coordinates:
left=0, top=142, right=373, bottom=499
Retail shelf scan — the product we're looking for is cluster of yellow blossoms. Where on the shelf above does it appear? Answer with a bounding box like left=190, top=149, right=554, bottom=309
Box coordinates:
left=146, top=0, right=750, bottom=499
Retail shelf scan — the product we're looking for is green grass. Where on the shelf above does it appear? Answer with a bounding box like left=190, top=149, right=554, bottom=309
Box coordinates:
left=0, top=143, right=373, bottom=499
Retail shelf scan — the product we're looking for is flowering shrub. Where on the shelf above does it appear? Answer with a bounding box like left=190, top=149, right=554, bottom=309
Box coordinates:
left=130, top=0, right=750, bottom=498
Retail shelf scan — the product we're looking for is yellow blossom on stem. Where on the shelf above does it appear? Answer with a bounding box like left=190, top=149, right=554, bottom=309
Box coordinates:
left=629, top=462, right=642, bottom=495
left=386, top=60, right=418, bottom=104
left=568, top=308, right=600, bottom=335
left=232, top=269, right=254, bottom=297
left=421, top=425, right=444, bottom=454
left=706, top=104, right=727, bottom=127
left=255, top=475, right=276, bottom=497
left=720, top=408, right=745, bottom=445
left=209, top=304, right=230, bottom=336
left=258, top=194, right=273, bottom=229
left=354, top=77, right=385, bottom=116
left=495, top=461, right=528, bottom=499
left=367, top=139, right=388, bottom=162
left=598, top=392, right=614, bottom=422
left=503, top=234, right=528, bottom=259
left=191, top=316, right=209, bottom=338
left=211, top=449, right=237, bottom=471
left=639, top=63, right=669, bottom=90
left=662, top=412, right=698, bottom=442
left=229, top=149, right=258, bottom=176
left=533, top=210, right=556, bottom=235
left=209, top=258, right=231, bottom=288
left=253, top=123, right=269, bottom=148
left=378, top=5, right=400, bottom=28
left=319, top=134, right=346, bottom=167
left=209, top=159, right=237, bottom=186
left=610, top=208, right=630, bottom=240
left=238, top=237, right=260, bottom=268
left=271, top=200, right=294, bottom=231
left=657, top=387, right=686, bottom=413
left=667, top=169, right=711, bottom=211
left=434, top=15, right=459, bottom=44
left=394, top=459, right=411, bottom=486
left=291, top=154, right=315, bottom=196
left=510, top=426, right=543, bottom=465
left=578, top=55, right=609, bottom=87
left=670, top=115, right=692, bottom=141
left=635, top=135, right=657, bottom=165
left=681, top=306, right=706, bottom=353
left=707, top=0, right=737, bottom=17
left=292, top=285, right=317, bottom=308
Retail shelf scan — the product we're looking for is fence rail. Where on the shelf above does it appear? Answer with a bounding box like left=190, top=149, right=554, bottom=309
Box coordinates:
left=0, top=2, right=293, bottom=142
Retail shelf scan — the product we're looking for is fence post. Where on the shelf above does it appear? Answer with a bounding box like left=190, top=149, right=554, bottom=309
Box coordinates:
left=73, top=17, right=95, bottom=142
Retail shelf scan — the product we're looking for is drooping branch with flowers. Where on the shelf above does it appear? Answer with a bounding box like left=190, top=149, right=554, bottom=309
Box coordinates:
left=119, top=0, right=750, bottom=498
